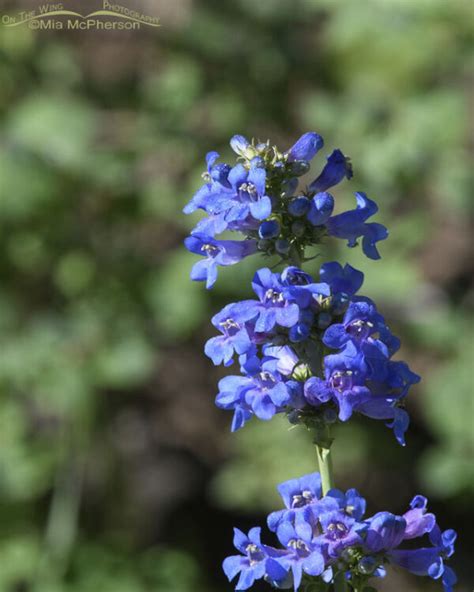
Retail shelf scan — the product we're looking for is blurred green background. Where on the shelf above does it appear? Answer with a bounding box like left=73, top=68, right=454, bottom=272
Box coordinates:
left=0, top=0, right=472, bottom=590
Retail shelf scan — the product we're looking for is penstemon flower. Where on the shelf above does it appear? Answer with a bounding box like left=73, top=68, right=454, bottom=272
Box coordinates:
left=222, top=472, right=457, bottom=591
left=208, top=262, right=419, bottom=445
left=183, top=132, right=457, bottom=590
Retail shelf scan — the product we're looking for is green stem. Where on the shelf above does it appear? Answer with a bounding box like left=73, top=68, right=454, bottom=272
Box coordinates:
left=333, top=571, right=348, bottom=592
left=313, top=423, right=334, bottom=495
left=315, top=443, right=333, bottom=495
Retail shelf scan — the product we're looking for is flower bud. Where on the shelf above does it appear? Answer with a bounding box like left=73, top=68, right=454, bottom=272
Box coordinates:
left=288, top=196, right=310, bottom=217
left=291, top=221, right=306, bottom=238
left=307, top=192, right=335, bottom=226
left=275, top=239, right=291, bottom=255
left=287, top=132, right=324, bottom=162
left=289, top=323, right=310, bottom=343
left=258, top=220, right=280, bottom=239
left=289, top=160, right=310, bottom=176
left=230, top=134, right=249, bottom=156
left=257, top=239, right=272, bottom=251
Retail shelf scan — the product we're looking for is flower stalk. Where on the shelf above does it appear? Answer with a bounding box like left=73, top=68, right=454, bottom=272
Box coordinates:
left=184, top=132, right=457, bottom=592
left=315, top=443, right=333, bottom=496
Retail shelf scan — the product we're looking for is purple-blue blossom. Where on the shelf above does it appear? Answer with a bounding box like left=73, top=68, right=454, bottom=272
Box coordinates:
left=308, top=149, right=353, bottom=193
left=184, top=233, right=257, bottom=289
left=183, top=133, right=455, bottom=592
left=183, top=133, right=389, bottom=282
left=215, top=357, right=298, bottom=430
left=326, top=192, right=388, bottom=260
left=223, top=472, right=457, bottom=591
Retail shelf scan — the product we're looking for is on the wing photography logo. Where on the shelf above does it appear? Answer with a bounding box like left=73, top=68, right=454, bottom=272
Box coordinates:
left=1, top=0, right=161, bottom=30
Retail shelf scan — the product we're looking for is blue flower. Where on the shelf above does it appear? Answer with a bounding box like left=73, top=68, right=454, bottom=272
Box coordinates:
left=385, top=360, right=421, bottom=397
left=249, top=268, right=301, bottom=333
left=205, top=302, right=258, bottom=366
left=288, top=196, right=310, bottom=217
left=272, top=521, right=325, bottom=590
left=308, top=149, right=353, bottom=193
left=215, top=357, right=294, bottom=429
left=316, top=510, right=365, bottom=558
left=402, top=495, right=436, bottom=539
left=364, top=512, right=407, bottom=553
left=267, top=472, right=325, bottom=533
left=230, top=134, right=251, bottom=157
left=280, top=267, right=314, bottom=287
left=186, top=157, right=273, bottom=232
left=223, top=160, right=273, bottom=222
left=319, top=262, right=364, bottom=297
left=223, top=527, right=289, bottom=590
left=326, top=192, right=388, bottom=259
left=224, top=472, right=456, bottom=592
left=323, top=487, right=367, bottom=521
left=388, top=526, right=457, bottom=592
left=355, top=399, right=410, bottom=446
left=304, top=342, right=371, bottom=421
left=263, top=345, right=301, bottom=378
left=185, top=233, right=257, bottom=288
left=286, top=132, right=324, bottom=163
left=307, top=192, right=334, bottom=226
left=323, top=299, right=400, bottom=355
left=182, top=151, right=231, bottom=215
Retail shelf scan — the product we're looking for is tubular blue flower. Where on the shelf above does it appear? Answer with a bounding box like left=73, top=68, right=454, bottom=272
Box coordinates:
left=429, top=525, right=457, bottom=559
left=389, top=542, right=457, bottom=592
left=272, top=521, right=325, bottom=590
left=364, top=512, right=407, bottom=553
left=385, top=360, right=421, bottom=398
left=224, top=472, right=456, bottom=591
left=388, top=525, right=457, bottom=591
left=326, top=192, right=388, bottom=259
left=319, top=262, right=364, bottom=297
left=263, top=345, right=301, bottom=378
left=308, top=149, right=353, bottom=193
left=355, top=399, right=410, bottom=446
left=191, top=211, right=229, bottom=237
left=185, top=233, right=257, bottom=289
left=307, top=192, right=335, bottom=226
left=316, top=510, right=365, bottom=558
left=402, top=495, right=436, bottom=539
left=323, top=299, right=401, bottom=357
left=304, top=343, right=371, bottom=421
left=183, top=151, right=230, bottom=215
left=215, top=358, right=294, bottom=429
left=249, top=268, right=301, bottom=333
left=223, top=161, right=272, bottom=222
left=280, top=267, right=313, bottom=287
left=267, top=472, right=326, bottom=532
left=284, top=279, right=331, bottom=311
left=324, top=487, right=367, bottom=521
left=205, top=302, right=258, bottom=366
left=230, top=134, right=250, bottom=157
left=286, top=132, right=324, bottom=163
left=223, top=527, right=289, bottom=590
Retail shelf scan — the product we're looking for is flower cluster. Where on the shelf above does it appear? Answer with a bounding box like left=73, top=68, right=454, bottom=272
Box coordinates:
left=224, top=472, right=457, bottom=592
left=209, top=262, right=419, bottom=445
left=184, top=133, right=388, bottom=288
left=183, top=132, right=457, bottom=591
